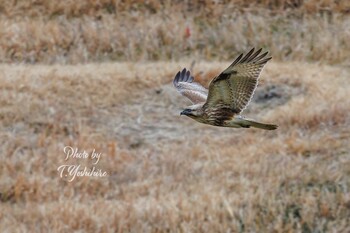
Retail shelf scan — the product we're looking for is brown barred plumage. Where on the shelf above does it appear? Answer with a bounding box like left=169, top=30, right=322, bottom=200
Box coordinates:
left=174, top=48, right=278, bottom=130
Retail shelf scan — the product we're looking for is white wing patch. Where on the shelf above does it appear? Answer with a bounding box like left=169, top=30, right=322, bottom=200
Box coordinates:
left=173, top=68, right=208, bottom=104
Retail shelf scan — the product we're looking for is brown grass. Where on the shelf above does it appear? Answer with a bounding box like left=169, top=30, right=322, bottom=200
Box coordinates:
left=0, top=1, right=350, bottom=232
left=1, top=0, right=349, bottom=18
left=0, top=1, right=349, bottom=64
left=0, top=60, right=349, bottom=232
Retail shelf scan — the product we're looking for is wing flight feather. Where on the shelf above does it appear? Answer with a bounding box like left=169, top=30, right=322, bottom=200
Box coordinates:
left=204, top=48, right=271, bottom=113
left=173, top=68, right=208, bottom=104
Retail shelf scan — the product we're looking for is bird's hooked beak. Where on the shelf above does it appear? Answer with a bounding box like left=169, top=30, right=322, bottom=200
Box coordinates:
left=180, top=109, right=192, bottom=116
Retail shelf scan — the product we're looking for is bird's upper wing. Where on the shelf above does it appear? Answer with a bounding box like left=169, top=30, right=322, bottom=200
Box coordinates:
left=204, top=48, right=271, bottom=113
left=173, top=68, right=208, bottom=104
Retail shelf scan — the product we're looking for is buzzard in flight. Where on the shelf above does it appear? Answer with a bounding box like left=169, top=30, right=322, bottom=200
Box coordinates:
left=173, top=48, right=277, bottom=130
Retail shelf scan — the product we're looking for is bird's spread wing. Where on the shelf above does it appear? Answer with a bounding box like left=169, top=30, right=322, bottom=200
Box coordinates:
left=204, top=48, right=271, bottom=113
left=173, top=68, right=208, bottom=104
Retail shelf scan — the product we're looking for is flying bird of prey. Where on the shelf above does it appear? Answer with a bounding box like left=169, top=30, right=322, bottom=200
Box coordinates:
left=173, top=48, right=278, bottom=130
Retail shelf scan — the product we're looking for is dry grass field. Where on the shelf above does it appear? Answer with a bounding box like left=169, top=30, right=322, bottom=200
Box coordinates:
left=0, top=0, right=349, bottom=64
left=0, top=1, right=350, bottom=233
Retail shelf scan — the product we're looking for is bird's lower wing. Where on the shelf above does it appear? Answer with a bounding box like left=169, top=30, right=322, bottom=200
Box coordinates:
left=173, top=68, right=208, bottom=104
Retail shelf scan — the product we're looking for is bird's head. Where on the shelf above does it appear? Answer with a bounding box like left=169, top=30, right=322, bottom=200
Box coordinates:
left=180, top=104, right=204, bottom=119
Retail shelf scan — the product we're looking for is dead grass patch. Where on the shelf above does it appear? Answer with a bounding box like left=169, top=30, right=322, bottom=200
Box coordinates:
left=0, top=2, right=349, bottom=64
left=0, top=61, right=349, bottom=232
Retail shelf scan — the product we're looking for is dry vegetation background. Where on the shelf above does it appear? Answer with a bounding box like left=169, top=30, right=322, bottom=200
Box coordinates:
left=0, top=0, right=350, bottom=232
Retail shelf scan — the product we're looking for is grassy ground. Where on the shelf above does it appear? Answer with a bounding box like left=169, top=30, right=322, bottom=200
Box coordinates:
left=0, top=1, right=350, bottom=232
left=0, top=61, right=349, bottom=232
left=0, top=1, right=349, bottom=64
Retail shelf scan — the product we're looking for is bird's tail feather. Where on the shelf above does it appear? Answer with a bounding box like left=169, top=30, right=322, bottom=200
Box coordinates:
left=231, top=118, right=278, bottom=130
